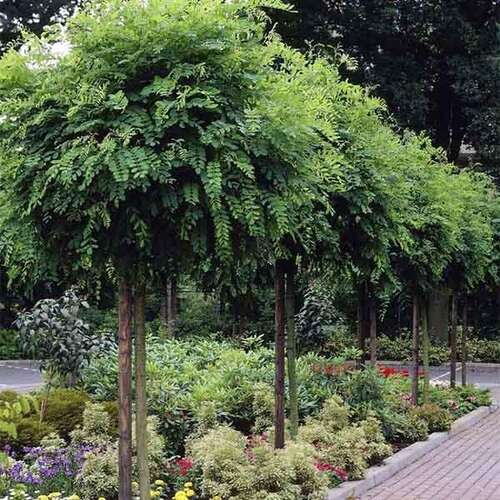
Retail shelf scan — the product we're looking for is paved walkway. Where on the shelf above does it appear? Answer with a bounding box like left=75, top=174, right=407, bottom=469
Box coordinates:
left=361, top=387, right=500, bottom=500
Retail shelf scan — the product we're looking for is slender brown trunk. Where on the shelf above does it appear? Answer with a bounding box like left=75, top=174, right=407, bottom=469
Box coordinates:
left=118, top=279, right=133, bottom=500
left=369, top=298, right=377, bottom=365
left=274, top=260, right=286, bottom=449
left=159, top=290, right=167, bottom=337
left=411, top=294, right=420, bottom=405
left=421, top=298, right=430, bottom=403
left=167, top=278, right=177, bottom=336
left=356, top=284, right=366, bottom=367
left=461, top=294, right=468, bottom=386
left=134, top=283, right=150, bottom=500
left=450, top=293, right=457, bottom=388
left=285, top=264, right=298, bottom=439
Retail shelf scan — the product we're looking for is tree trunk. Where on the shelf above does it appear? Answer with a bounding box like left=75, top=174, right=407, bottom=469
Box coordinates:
left=118, top=279, right=133, bottom=500
left=159, top=291, right=167, bottom=338
left=134, top=283, right=150, bottom=500
left=356, top=283, right=367, bottom=367
left=462, top=294, right=468, bottom=386
left=421, top=298, right=430, bottom=403
left=167, top=278, right=177, bottom=337
left=411, top=294, right=420, bottom=405
left=285, top=264, right=298, bottom=440
left=369, top=298, right=377, bottom=365
left=450, top=293, right=458, bottom=388
left=274, top=260, right=286, bottom=449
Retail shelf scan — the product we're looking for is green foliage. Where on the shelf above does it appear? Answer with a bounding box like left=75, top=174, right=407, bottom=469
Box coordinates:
left=189, top=426, right=328, bottom=499
left=0, top=394, right=37, bottom=440
left=298, top=401, right=392, bottom=480
left=296, top=282, right=342, bottom=352
left=42, top=389, right=90, bottom=440
left=0, top=330, right=22, bottom=360
left=376, top=408, right=429, bottom=445
left=73, top=402, right=165, bottom=499
left=409, top=403, right=452, bottom=433
left=15, top=290, right=109, bottom=384
left=340, top=366, right=385, bottom=409
left=81, top=337, right=342, bottom=454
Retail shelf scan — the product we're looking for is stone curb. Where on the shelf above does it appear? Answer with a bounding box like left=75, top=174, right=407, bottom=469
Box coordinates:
left=325, top=403, right=498, bottom=500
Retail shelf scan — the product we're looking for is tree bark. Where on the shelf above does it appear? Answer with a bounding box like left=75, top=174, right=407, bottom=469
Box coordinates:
left=167, top=278, right=177, bottom=337
left=285, top=264, right=298, bottom=440
left=411, top=294, right=420, bottom=405
left=462, top=294, right=468, bottom=386
left=274, top=260, right=286, bottom=449
left=450, top=293, right=458, bottom=388
left=134, top=283, right=150, bottom=500
left=421, top=298, right=430, bottom=403
left=118, top=279, right=133, bottom=500
left=369, top=298, right=377, bottom=365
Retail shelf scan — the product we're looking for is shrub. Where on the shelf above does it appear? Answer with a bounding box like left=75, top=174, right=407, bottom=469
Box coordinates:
left=409, top=403, right=452, bottom=433
left=377, top=408, right=429, bottom=444
left=0, top=390, right=19, bottom=405
left=42, top=389, right=90, bottom=440
left=188, top=426, right=328, bottom=499
left=0, top=329, right=22, bottom=360
left=340, top=366, right=385, bottom=409
left=12, top=416, right=57, bottom=448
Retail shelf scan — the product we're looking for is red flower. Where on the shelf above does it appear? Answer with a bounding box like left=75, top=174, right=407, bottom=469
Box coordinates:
left=176, top=457, right=194, bottom=476
left=378, top=365, right=409, bottom=378
left=314, top=461, right=348, bottom=482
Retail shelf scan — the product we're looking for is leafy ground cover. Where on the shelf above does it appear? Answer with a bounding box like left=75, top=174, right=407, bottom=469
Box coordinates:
left=0, top=338, right=490, bottom=499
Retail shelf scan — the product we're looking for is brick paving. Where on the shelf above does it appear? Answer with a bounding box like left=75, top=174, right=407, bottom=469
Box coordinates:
left=361, top=407, right=500, bottom=500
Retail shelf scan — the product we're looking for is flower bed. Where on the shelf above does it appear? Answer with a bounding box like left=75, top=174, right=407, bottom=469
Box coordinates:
left=0, top=339, right=491, bottom=499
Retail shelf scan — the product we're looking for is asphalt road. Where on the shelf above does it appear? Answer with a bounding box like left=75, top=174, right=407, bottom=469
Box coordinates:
left=0, top=361, right=43, bottom=393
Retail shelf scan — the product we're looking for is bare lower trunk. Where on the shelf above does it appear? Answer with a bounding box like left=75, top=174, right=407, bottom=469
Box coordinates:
left=461, top=294, right=468, bottom=386
left=274, top=260, right=286, bottom=449
left=167, top=278, right=177, bottom=336
left=421, top=298, right=430, bottom=403
left=369, top=298, right=377, bottom=365
left=118, top=279, right=133, bottom=500
left=285, top=265, right=298, bottom=440
left=356, top=284, right=366, bottom=367
left=411, top=294, right=420, bottom=405
left=450, top=293, right=457, bottom=388
left=135, top=283, right=150, bottom=500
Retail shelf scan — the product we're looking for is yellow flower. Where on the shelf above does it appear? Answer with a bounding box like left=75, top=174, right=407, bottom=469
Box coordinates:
left=150, top=490, right=161, bottom=498
left=184, top=483, right=193, bottom=488
left=210, top=497, right=222, bottom=500
left=98, top=497, right=106, bottom=500
left=132, top=481, right=139, bottom=489
left=37, top=496, right=49, bottom=500
left=185, top=490, right=195, bottom=498
left=68, top=496, right=80, bottom=500
left=174, top=492, right=188, bottom=500
left=155, top=480, right=166, bottom=486
left=48, top=494, right=61, bottom=498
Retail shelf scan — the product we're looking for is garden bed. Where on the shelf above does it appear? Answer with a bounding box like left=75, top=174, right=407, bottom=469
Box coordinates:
left=326, top=402, right=499, bottom=500
left=0, top=338, right=492, bottom=500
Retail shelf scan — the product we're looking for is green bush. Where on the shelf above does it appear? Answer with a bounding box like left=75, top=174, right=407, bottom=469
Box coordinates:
left=82, top=337, right=341, bottom=455
left=0, top=329, right=22, bottom=360
left=377, top=408, right=429, bottom=444
left=0, top=390, right=19, bottom=405
left=189, top=426, right=328, bottom=500
left=409, top=403, right=452, bottom=433
left=12, top=416, right=57, bottom=448
left=42, top=389, right=90, bottom=440
left=340, top=366, right=385, bottom=408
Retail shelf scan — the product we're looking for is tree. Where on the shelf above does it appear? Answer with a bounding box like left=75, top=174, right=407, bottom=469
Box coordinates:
left=273, top=1, right=500, bottom=168
left=0, top=0, right=338, bottom=492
